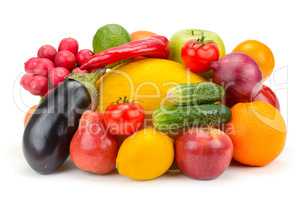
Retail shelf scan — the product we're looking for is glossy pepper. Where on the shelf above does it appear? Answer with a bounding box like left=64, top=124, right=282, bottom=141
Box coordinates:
left=80, top=35, right=169, bottom=70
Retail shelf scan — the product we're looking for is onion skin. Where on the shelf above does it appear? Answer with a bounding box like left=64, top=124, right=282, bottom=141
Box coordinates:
left=211, top=53, right=262, bottom=106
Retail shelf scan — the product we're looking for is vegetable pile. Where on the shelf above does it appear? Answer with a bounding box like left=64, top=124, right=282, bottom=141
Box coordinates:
left=21, top=24, right=286, bottom=181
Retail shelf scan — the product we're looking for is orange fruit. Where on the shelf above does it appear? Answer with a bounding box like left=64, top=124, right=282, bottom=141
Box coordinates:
left=233, top=40, right=275, bottom=79
left=131, top=31, right=156, bottom=41
left=228, top=101, right=286, bottom=166
left=24, top=105, right=37, bottom=126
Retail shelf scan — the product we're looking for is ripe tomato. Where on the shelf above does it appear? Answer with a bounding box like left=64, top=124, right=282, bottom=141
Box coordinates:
left=181, top=40, right=219, bottom=73
left=104, top=102, right=145, bottom=135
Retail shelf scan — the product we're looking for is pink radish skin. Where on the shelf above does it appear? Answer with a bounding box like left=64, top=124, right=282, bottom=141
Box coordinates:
left=211, top=52, right=262, bottom=106
left=24, top=57, right=55, bottom=77
left=20, top=73, right=48, bottom=96
left=55, top=50, right=76, bottom=70
left=49, top=67, right=70, bottom=87
left=76, top=49, right=94, bottom=66
left=58, top=38, right=79, bottom=54
left=20, top=73, right=34, bottom=90
left=37, top=45, right=57, bottom=61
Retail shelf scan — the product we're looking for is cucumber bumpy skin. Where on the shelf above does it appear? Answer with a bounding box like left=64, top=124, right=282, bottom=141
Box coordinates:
left=167, top=82, right=225, bottom=106
left=152, top=104, right=231, bottom=133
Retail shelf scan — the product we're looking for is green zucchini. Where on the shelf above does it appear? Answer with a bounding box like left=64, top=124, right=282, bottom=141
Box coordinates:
left=167, top=82, right=224, bottom=105
left=152, top=104, right=231, bottom=133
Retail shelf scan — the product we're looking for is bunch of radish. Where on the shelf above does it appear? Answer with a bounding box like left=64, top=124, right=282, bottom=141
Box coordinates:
left=20, top=38, right=94, bottom=96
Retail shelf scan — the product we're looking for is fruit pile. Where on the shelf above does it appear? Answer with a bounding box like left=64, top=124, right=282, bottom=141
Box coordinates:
left=21, top=24, right=286, bottom=181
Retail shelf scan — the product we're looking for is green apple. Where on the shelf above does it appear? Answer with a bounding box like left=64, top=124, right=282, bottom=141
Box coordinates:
left=169, top=29, right=226, bottom=63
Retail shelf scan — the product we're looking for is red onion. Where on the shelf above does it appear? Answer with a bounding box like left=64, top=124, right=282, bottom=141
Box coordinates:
left=211, top=52, right=262, bottom=106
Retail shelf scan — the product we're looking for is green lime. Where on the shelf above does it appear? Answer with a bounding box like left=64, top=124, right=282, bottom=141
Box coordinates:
left=93, top=24, right=130, bottom=53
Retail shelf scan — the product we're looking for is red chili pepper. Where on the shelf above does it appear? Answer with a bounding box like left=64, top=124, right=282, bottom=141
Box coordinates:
left=80, top=35, right=169, bottom=70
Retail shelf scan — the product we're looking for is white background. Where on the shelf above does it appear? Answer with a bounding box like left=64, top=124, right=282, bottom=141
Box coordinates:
left=0, top=0, right=298, bottom=199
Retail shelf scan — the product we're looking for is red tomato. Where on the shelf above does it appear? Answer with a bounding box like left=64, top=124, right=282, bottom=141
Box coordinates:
left=181, top=40, right=219, bottom=73
left=104, top=103, right=145, bottom=135
left=70, top=111, right=118, bottom=174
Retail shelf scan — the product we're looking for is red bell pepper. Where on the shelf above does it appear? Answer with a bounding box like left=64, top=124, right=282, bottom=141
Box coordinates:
left=80, top=35, right=169, bottom=70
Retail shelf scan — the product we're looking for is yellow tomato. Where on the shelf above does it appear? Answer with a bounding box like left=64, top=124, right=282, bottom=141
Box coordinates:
left=233, top=40, right=275, bottom=79
left=116, top=128, right=174, bottom=181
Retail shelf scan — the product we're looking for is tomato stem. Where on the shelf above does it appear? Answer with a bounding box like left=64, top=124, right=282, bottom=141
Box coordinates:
left=115, top=96, right=130, bottom=104
left=196, top=32, right=205, bottom=45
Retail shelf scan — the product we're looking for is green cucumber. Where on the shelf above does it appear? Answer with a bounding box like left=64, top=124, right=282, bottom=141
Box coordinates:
left=152, top=104, right=231, bottom=133
left=167, top=82, right=224, bottom=105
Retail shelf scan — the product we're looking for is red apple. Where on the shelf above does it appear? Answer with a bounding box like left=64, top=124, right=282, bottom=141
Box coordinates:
left=253, top=85, right=280, bottom=109
left=70, top=111, right=119, bottom=174
left=175, top=128, right=233, bottom=180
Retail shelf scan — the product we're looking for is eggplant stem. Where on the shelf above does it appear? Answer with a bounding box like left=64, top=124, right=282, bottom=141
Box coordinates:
left=68, top=69, right=106, bottom=110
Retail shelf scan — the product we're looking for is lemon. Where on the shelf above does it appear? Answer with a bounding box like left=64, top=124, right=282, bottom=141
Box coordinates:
left=98, top=58, right=205, bottom=113
left=116, top=128, right=174, bottom=181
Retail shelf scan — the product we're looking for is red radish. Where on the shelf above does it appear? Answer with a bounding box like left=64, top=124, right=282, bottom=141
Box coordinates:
left=211, top=52, right=262, bottom=105
left=58, top=37, right=79, bottom=54
left=37, top=45, right=57, bottom=61
left=55, top=50, right=76, bottom=70
left=45, top=87, right=55, bottom=97
left=70, top=111, right=118, bottom=174
left=20, top=73, right=34, bottom=90
left=72, top=67, right=87, bottom=74
left=253, top=85, right=280, bottom=109
left=49, top=67, right=70, bottom=87
left=20, top=73, right=48, bottom=96
left=25, top=57, right=55, bottom=77
left=28, top=75, right=48, bottom=96
left=76, top=49, right=94, bottom=66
